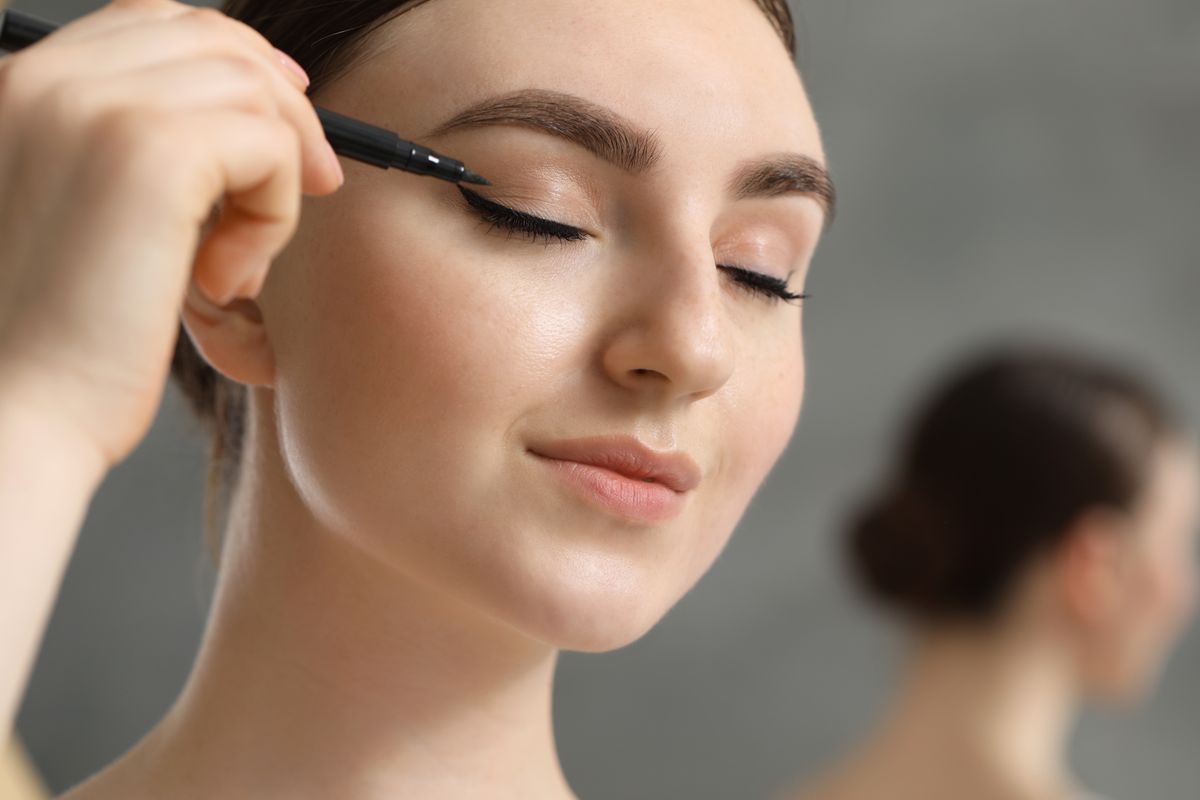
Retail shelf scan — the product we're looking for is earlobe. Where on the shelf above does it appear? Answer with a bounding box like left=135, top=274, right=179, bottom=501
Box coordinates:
left=181, top=281, right=276, bottom=389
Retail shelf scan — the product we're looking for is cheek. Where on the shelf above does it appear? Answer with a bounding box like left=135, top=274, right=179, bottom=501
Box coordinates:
left=1153, top=554, right=1199, bottom=629
left=1140, top=539, right=1197, bottom=624
left=699, top=326, right=805, bottom=542
left=1120, top=547, right=1196, bottom=664
left=730, top=318, right=805, bottom=466
left=726, top=346, right=804, bottom=478
left=262, top=196, right=581, bottom=533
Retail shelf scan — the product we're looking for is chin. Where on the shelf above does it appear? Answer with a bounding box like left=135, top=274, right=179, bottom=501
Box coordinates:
left=1087, top=660, right=1164, bottom=708
left=482, top=550, right=686, bottom=653
left=330, top=462, right=734, bottom=653
left=534, top=604, right=663, bottom=653
left=1092, top=683, right=1150, bottom=709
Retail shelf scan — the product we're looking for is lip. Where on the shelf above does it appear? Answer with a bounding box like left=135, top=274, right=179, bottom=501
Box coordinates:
left=528, top=436, right=702, bottom=523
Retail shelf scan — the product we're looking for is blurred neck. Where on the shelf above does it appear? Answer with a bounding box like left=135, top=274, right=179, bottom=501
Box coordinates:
left=131, top=397, right=573, bottom=800
left=868, top=618, right=1081, bottom=799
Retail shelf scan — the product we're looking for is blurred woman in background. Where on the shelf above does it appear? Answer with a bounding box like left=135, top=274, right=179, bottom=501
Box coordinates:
left=790, top=344, right=1199, bottom=800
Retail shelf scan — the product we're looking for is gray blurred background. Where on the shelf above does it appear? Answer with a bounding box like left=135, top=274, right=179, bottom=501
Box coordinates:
left=12, top=0, right=1200, bottom=797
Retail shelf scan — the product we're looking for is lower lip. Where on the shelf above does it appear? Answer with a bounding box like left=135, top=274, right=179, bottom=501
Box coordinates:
left=532, top=454, right=688, bottom=523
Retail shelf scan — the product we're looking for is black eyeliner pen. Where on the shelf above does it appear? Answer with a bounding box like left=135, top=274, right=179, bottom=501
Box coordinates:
left=0, top=9, right=490, bottom=186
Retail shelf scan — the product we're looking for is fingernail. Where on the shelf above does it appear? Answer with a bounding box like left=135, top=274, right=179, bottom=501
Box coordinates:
left=326, top=142, right=345, bottom=186
left=275, top=48, right=310, bottom=87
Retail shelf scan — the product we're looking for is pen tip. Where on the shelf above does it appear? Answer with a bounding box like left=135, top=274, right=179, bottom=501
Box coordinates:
left=460, top=169, right=491, bottom=186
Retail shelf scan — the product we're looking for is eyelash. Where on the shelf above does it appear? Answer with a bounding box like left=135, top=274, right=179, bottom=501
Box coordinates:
left=458, top=187, right=808, bottom=304
left=717, top=266, right=807, bottom=304
left=459, top=186, right=588, bottom=243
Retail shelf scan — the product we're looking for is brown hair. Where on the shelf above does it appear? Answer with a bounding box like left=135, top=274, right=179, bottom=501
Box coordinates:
left=847, top=344, right=1183, bottom=622
left=172, top=0, right=798, bottom=546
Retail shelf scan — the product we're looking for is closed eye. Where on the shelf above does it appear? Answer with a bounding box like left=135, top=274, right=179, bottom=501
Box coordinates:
left=459, top=187, right=588, bottom=243
left=718, top=265, right=808, bottom=304
left=458, top=188, right=808, bottom=305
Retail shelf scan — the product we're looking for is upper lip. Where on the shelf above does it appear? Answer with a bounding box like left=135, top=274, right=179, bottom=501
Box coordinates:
left=529, top=436, right=702, bottom=494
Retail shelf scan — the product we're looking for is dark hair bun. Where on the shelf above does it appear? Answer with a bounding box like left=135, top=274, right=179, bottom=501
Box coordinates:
left=848, top=486, right=972, bottom=619
left=844, top=344, right=1180, bottom=622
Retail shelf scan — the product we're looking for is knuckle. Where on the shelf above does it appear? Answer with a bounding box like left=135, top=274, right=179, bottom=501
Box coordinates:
left=263, top=121, right=304, bottom=194
left=270, top=117, right=303, bottom=156
left=277, top=188, right=302, bottom=228
left=216, top=53, right=269, bottom=85
left=88, top=106, right=143, bottom=155
left=182, top=7, right=276, bottom=62
left=38, top=81, right=98, bottom=128
left=104, top=0, right=187, bottom=24
left=183, top=5, right=228, bottom=27
left=88, top=106, right=178, bottom=177
left=282, top=116, right=304, bottom=146
left=0, top=53, right=40, bottom=109
left=107, top=0, right=188, bottom=23
left=89, top=104, right=145, bottom=144
left=109, top=0, right=171, bottom=9
left=211, top=56, right=278, bottom=116
left=183, top=5, right=254, bottom=45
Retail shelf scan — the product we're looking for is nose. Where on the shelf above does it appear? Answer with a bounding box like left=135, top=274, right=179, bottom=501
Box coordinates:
left=599, top=241, right=735, bottom=404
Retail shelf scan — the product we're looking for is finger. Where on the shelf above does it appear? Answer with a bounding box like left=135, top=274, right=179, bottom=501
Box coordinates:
left=47, top=13, right=336, bottom=193
left=93, top=7, right=309, bottom=90
left=31, top=0, right=190, bottom=47
left=77, top=56, right=275, bottom=117
left=182, top=110, right=303, bottom=305
left=76, top=56, right=337, bottom=197
left=14, top=8, right=307, bottom=103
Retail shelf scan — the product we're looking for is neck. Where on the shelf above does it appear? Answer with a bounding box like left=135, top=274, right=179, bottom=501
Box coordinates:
left=134, top=405, right=573, bottom=800
left=866, top=620, right=1081, bottom=799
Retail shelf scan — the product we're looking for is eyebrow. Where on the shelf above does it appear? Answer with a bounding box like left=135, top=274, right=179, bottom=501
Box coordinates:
left=731, top=155, right=837, bottom=221
left=430, top=89, right=837, bottom=219
left=430, top=89, right=662, bottom=173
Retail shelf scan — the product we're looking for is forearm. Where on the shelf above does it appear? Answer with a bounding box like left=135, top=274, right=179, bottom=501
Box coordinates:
left=0, top=398, right=104, bottom=736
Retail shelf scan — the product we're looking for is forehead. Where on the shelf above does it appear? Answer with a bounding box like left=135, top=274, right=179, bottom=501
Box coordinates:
left=325, top=0, right=821, bottom=167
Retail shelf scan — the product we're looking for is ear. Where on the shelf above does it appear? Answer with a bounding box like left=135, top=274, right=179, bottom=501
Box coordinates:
left=180, top=280, right=276, bottom=388
left=1054, top=508, right=1129, bottom=628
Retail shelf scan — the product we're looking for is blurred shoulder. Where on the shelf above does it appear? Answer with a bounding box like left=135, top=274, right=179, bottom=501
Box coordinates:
left=55, top=761, right=155, bottom=800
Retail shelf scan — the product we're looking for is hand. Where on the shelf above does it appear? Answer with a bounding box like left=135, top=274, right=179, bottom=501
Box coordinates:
left=0, top=0, right=343, bottom=469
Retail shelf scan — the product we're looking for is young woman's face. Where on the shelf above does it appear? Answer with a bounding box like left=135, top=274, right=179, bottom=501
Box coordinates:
left=1085, top=440, right=1200, bottom=701
left=255, top=0, right=828, bottom=650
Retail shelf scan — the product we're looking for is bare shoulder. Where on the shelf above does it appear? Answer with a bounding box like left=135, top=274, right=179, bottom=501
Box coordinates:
left=55, top=758, right=156, bottom=800
left=57, top=775, right=136, bottom=800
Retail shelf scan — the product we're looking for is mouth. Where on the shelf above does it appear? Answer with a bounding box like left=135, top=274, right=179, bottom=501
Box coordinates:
left=528, top=436, right=702, bottom=523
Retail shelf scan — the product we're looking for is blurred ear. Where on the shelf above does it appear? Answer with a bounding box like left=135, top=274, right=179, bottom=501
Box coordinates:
left=181, top=280, right=276, bottom=388
left=1054, top=509, right=1129, bottom=628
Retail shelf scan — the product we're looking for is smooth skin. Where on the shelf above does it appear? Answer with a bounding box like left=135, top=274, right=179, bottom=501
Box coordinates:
left=0, top=0, right=827, bottom=798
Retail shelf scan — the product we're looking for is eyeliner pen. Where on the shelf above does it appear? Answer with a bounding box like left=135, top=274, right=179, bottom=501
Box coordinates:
left=0, top=9, right=490, bottom=186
